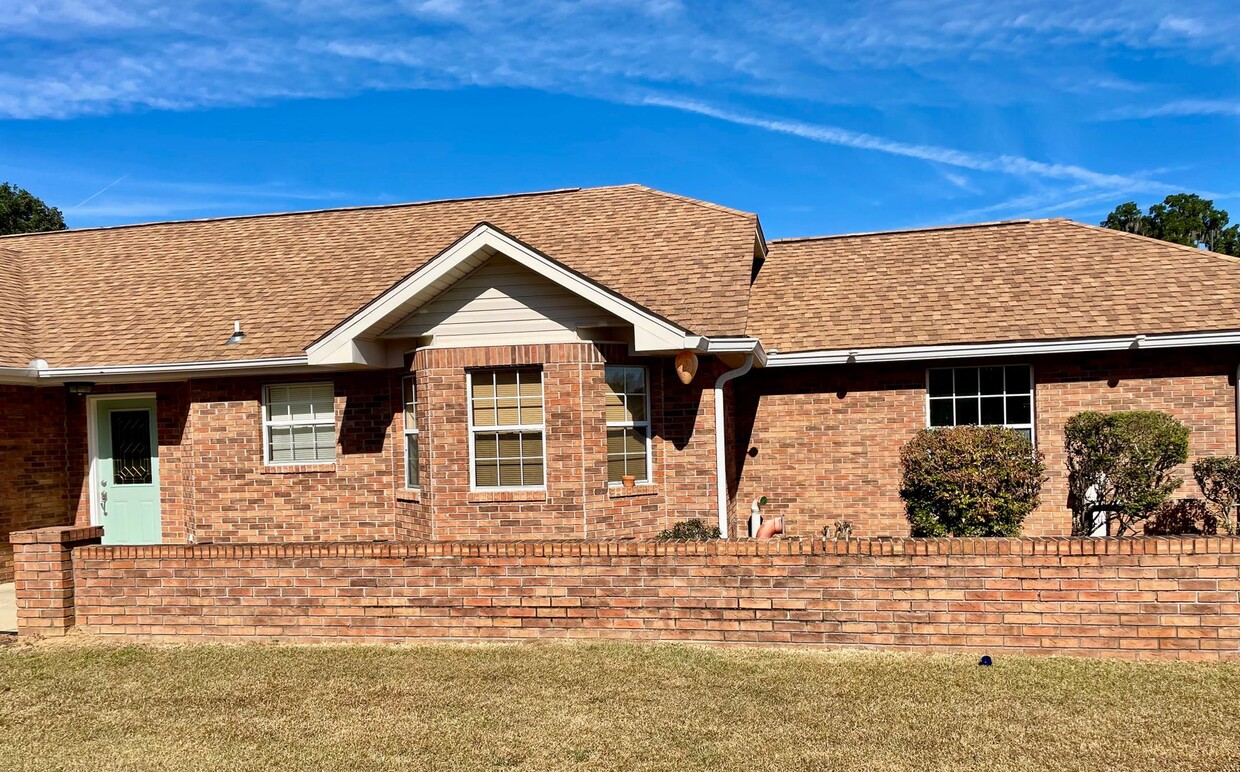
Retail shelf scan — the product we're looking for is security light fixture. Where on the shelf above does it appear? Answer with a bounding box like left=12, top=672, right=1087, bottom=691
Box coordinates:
left=226, top=320, right=246, bottom=346
left=65, top=382, right=94, bottom=395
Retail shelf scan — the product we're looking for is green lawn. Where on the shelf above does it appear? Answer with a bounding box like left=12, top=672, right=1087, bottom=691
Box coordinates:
left=1, top=640, right=1237, bottom=771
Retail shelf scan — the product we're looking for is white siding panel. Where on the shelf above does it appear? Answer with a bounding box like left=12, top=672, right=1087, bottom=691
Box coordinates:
left=383, top=256, right=627, bottom=347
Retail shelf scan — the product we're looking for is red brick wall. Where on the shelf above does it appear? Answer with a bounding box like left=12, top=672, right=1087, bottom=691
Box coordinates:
left=0, top=385, right=70, bottom=580
left=54, top=344, right=724, bottom=544
left=56, top=536, right=1240, bottom=660
left=734, top=349, right=1239, bottom=538
left=414, top=343, right=719, bottom=540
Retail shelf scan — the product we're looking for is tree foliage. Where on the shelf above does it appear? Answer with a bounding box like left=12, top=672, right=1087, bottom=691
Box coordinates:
left=899, top=426, right=1046, bottom=537
left=1192, top=456, right=1240, bottom=536
left=0, top=182, right=66, bottom=235
left=1065, top=411, right=1190, bottom=536
left=1101, top=193, right=1240, bottom=255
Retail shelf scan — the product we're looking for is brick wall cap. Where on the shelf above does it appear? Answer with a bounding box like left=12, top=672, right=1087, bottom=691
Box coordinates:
left=10, top=526, right=104, bottom=545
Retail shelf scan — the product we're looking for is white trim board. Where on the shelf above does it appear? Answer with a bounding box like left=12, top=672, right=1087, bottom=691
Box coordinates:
left=307, top=223, right=693, bottom=366
left=765, top=330, right=1240, bottom=367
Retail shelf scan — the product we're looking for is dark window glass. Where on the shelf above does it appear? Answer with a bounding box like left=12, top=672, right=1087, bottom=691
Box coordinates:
left=111, top=410, right=152, bottom=485
left=1006, top=395, right=1032, bottom=425
left=954, top=368, right=979, bottom=396
left=1006, top=365, right=1031, bottom=393
left=929, top=399, right=954, bottom=427
left=928, top=369, right=953, bottom=397
left=980, top=366, right=1005, bottom=395
left=955, top=398, right=979, bottom=425
left=981, top=396, right=1005, bottom=425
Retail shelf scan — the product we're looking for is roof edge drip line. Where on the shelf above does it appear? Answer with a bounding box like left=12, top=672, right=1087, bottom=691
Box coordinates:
left=765, top=330, right=1240, bottom=367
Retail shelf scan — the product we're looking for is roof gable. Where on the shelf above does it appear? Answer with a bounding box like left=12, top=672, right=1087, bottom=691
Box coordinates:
left=308, top=223, right=690, bottom=365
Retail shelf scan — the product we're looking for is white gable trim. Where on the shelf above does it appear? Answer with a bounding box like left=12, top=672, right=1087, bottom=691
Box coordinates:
left=306, top=223, right=692, bottom=366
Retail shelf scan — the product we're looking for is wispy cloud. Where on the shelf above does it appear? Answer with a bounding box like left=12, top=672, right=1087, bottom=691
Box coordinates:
left=639, top=96, right=1169, bottom=192
left=1100, top=99, right=1240, bottom=120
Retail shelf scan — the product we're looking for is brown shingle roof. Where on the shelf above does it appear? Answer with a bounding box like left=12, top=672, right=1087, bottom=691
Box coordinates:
left=2, top=185, right=759, bottom=368
left=0, top=247, right=32, bottom=368
left=748, top=218, right=1240, bottom=353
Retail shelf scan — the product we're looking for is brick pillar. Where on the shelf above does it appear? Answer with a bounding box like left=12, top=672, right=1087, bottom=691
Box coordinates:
left=12, top=526, right=103, bottom=638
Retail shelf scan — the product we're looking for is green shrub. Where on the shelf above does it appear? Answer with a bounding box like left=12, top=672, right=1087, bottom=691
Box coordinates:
left=657, top=518, right=721, bottom=540
left=899, top=426, right=1046, bottom=537
left=1065, top=411, right=1190, bottom=536
left=1192, top=456, right=1240, bottom=535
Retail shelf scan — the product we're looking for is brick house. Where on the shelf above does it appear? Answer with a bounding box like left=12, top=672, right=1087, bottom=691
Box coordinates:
left=3, top=184, right=1240, bottom=578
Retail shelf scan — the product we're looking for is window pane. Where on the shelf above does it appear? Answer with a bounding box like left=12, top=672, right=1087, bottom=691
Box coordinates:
left=1007, top=395, right=1032, bottom=425
left=498, top=459, right=523, bottom=487
left=495, top=372, right=519, bottom=398
left=521, top=432, right=542, bottom=459
left=628, top=395, right=646, bottom=422
left=928, top=369, right=953, bottom=397
left=1014, top=428, right=1033, bottom=443
left=605, top=393, right=626, bottom=422
left=607, top=457, right=627, bottom=482
left=954, top=369, right=979, bottom=396
left=981, top=396, right=1005, bottom=425
left=472, top=400, right=495, bottom=426
left=519, top=403, right=543, bottom=425
left=270, top=426, right=293, bottom=463
left=403, top=378, right=416, bottom=430
left=605, top=367, right=628, bottom=393
left=523, top=461, right=544, bottom=486
left=955, top=398, right=979, bottom=425
left=291, top=425, right=316, bottom=462
left=607, top=427, right=626, bottom=454
left=1006, top=365, right=1031, bottom=393
left=979, top=366, right=1005, bottom=395
left=475, top=459, right=498, bottom=487
left=497, top=433, right=521, bottom=458
left=314, top=425, right=335, bottom=458
left=929, top=399, right=954, bottom=427
left=625, top=368, right=646, bottom=394
left=473, top=375, right=495, bottom=399
left=474, top=433, right=497, bottom=459
left=518, top=373, right=541, bottom=398
left=496, top=399, right=520, bottom=426
left=110, top=410, right=153, bottom=485
left=406, top=434, right=419, bottom=487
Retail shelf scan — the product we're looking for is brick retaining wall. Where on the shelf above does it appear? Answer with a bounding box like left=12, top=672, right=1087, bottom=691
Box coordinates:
left=15, top=529, right=1239, bottom=660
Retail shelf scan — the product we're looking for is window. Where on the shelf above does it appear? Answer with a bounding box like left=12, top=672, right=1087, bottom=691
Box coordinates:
left=403, top=376, right=420, bottom=488
left=264, top=382, right=335, bottom=464
left=927, top=365, right=1034, bottom=442
left=469, top=369, right=544, bottom=488
left=605, top=365, right=651, bottom=484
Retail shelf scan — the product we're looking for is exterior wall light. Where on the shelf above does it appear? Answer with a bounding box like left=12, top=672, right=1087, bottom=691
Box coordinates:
left=65, top=382, right=94, bottom=395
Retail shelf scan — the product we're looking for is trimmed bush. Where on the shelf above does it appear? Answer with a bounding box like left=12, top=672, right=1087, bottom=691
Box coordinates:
left=899, top=426, right=1046, bottom=537
left=656, top=518, right=721, bottom=540
left=1065, top=411, right=1190, bottom=536
left=1192, top=456, right=1240, bottom=535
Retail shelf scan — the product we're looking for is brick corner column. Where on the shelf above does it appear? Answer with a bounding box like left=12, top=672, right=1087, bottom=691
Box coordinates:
left=12, top=525, right=104, bottom=638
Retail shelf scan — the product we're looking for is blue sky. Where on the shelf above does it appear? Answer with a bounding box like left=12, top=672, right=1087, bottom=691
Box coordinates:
left=2, top=0, right=1238, bottom=238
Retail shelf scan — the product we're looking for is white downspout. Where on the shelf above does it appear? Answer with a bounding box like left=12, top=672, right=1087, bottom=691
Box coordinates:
left=715, top=353, right=754, bottom=538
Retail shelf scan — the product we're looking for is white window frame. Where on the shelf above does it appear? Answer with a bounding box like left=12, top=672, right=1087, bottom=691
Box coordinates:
left=466, top=368, right=547, bottom=491
left=604, top=365, right=653, bottom=486
left=402, top=375, right=420, bottom=489
left=924, top=364, right=1036, bottom=446
left=262, top=382, right=336, bottom=465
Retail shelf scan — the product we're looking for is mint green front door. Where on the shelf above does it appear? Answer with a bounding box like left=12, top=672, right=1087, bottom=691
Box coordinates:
left=96, top=397, right=162, bottom=545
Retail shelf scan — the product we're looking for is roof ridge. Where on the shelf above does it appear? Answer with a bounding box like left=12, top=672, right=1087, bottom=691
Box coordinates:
left=0, top=186, right=589, bottom=240
left=1055, top=218, right=1240, bottom=266
left=619, top=184, right=757, bottom=220
left=770, top=219, right=1032, bottom=244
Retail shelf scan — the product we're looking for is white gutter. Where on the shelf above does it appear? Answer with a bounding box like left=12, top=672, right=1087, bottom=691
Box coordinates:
left=766, top=329, right=1240, bottom=367
left=685, top=336, right=768, bottom=366
left=39, top=356, right=311, bottom=379
left=714, top=353, right=755, bottom=539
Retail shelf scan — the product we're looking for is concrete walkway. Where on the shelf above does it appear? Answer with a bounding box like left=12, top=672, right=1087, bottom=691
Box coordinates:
left=0, top=582, right=15, bottom=634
